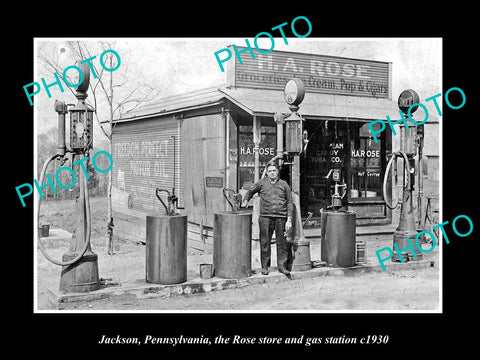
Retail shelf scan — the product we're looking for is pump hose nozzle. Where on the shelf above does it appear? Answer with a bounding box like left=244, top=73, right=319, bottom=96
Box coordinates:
left=156, top=188, right=177, bottom=216
left=37, top=154, right=92, bottom=266
left=223, top=187, right=242, bottom=212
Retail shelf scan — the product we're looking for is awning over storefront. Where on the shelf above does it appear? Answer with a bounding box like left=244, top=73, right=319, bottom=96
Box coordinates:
left=115, top=85, right=399, bottom=124
left=219, top=87, right=398, bottom=121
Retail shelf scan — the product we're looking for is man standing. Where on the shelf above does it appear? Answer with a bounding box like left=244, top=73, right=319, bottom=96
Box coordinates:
left=242, top=163, right=293, bottom=275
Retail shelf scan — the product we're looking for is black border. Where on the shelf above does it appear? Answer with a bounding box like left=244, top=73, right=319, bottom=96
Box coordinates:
left=9, top=6, right=478, bottom=356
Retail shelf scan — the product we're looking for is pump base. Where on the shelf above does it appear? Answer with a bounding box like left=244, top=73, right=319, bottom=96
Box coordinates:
left=289, top=241, right=312, bottom=271
left=59, top=252, right=100, bottom=293
left=392, top=252, right=409, bottom=263
left=392, top=229, right=423, bottom=262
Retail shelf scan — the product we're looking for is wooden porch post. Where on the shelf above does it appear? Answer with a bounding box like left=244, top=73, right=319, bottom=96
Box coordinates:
left=252, top=115, right=261, bottom=240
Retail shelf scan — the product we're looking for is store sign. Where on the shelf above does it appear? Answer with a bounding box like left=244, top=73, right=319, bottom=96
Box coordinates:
left=309, top=141, right=345, bottom=165
left=398, top=89, right=420, bottom=114
left=205, top=177, right=223, bottom=188
left=228, top=47, right=391, bottom=98
left=351, top=149, right=380, bottom=158
left=238, top=126, right=277, bottom=167
left=350, top=146, right=381, bottom=168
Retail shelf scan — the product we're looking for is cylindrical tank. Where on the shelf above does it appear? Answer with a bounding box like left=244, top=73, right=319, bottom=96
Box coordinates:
left=146, top=214, right=187, bottom=285
left=213, top=211, right=252, bottom=279
left=321, top=210, right=356, bottom=268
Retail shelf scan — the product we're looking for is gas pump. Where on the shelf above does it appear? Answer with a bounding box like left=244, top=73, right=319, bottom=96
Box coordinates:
left=382, top=89, right=423, bottom=262
left=37, top=63, right=100, bottom=293
left=154, top=135, right=179, bottom=216
left=146, top=187, right=187, bottom=284
left=211, top=188, right=252, bottom=279
left=282, top=78, right=312, bottom=271
left=324, top=169, right=347, bottom=211
left=155, top=188, right=178, bottom=216
left=321, top=167, right=357, bottom=268
left=223, top=187, right=243, bottom=213
left=146, top=136, right=187, bottom=285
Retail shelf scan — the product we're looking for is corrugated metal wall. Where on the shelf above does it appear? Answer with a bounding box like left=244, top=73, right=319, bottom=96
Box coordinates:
left=111, top=116, right=183, bottom=214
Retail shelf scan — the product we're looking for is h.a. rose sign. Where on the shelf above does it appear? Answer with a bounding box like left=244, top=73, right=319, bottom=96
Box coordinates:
left=227, top=47, right=391, bottom=99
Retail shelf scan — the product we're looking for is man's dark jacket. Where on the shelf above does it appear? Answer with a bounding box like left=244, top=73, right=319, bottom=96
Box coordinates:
left=243, top=177, right=293, bottom=218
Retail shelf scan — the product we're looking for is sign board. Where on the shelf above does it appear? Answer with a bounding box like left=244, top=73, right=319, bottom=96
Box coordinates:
left=398, top=89, right=420, bottom=113
left=308, top=140, right=346, bottom=166
left=205, top=176, right=223, bottom=188
left=227, top=47, right=391, bottom=99
left=238, top=126, right=277, bottom=167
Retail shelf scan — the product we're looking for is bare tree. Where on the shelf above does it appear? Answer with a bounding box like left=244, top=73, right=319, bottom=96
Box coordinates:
left=38, top=40, right=162, bottom=254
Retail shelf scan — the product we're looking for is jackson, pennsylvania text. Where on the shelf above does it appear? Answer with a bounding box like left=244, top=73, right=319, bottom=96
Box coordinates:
left=98, top=334, right=389, bottom=346
left=98, top=335, right=212, bottom=345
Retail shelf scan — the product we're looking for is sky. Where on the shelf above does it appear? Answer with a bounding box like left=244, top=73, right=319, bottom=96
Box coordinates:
left=33, top=37, right=442, bottom=144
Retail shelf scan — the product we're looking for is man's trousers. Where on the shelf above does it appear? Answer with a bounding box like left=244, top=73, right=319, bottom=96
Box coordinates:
left=258, top=216, right=290, bottom=270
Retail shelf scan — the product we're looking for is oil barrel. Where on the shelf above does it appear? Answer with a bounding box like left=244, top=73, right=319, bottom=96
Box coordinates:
left=213, top=211, right=252, bottom=279
left=146, top=214, right=187, bottom=285
left=321, top=210, right=356, bottom=267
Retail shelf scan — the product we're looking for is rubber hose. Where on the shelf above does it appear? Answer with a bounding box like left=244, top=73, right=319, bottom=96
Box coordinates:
left=37, top=154, right=92, bottom=266
left=83, top=161, right=92, bottom=251
left=383, top=151, right=411, bottom=210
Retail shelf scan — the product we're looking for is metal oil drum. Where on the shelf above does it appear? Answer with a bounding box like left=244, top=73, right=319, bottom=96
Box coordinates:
left=213, top=211, right=252, bottom=279
left=321, top=210, right=356, bottom=268
left=146, top=214, right=187, bottom=285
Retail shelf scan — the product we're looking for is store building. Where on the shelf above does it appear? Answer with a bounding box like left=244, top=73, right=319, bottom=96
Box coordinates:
left=111, top=46, right=439, bottom=249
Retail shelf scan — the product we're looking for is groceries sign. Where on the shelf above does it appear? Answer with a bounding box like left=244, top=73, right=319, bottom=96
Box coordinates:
left=227, top=47, right=391, bottom=99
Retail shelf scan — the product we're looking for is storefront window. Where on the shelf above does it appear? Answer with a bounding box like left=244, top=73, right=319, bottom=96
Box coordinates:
left=300, top=120, right=348, bottom=216
left=300, top=119, right=386, bottom=219
left=238, top=125, right=277, bottom=190
left=349, top=123, right=382, bottom=199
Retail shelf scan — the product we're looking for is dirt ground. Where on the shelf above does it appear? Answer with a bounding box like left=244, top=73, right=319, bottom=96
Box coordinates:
left=36, top=197, right=440, bottom=312
left=62, top=266, right=439, bottom=311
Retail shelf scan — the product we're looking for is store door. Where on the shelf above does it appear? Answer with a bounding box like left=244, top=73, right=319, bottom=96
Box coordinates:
left=300, top=120, right=348, bottom=221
